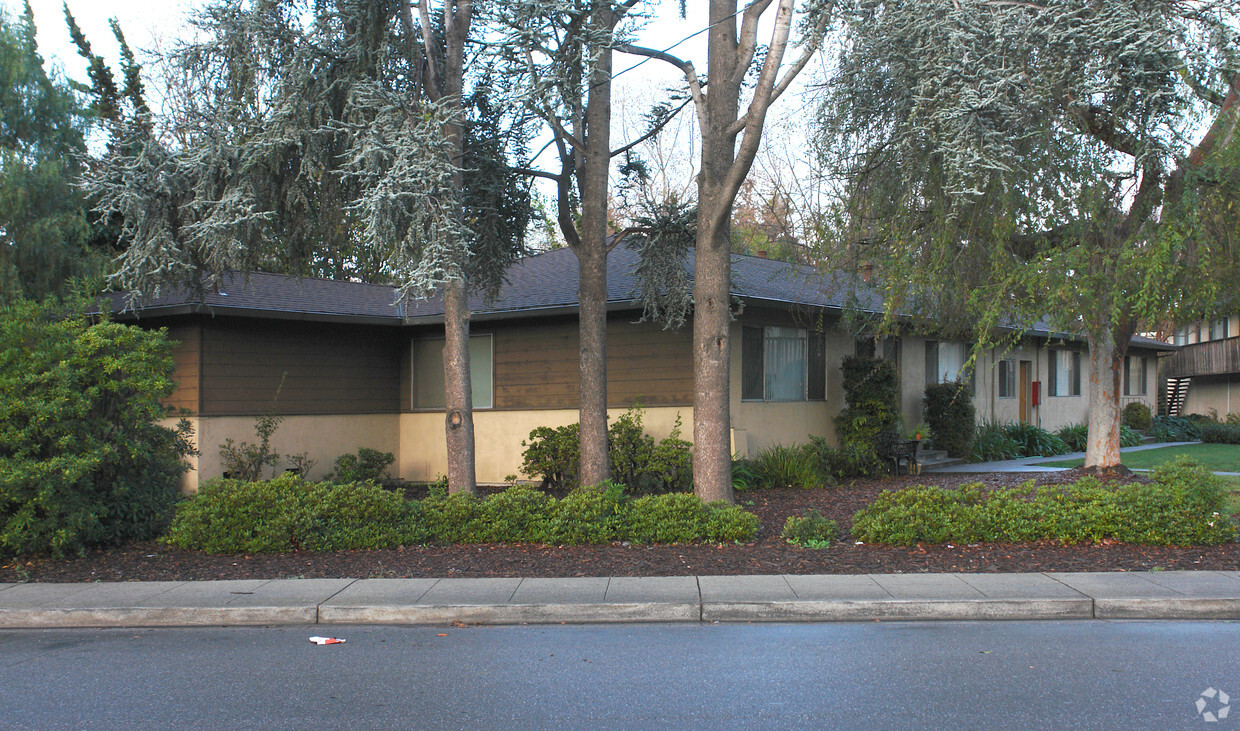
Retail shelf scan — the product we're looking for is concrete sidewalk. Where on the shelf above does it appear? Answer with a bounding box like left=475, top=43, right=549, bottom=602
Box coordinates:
left=931, top=441, right=1225, bottom=473
left=3, top=571, right=1240, bottom=628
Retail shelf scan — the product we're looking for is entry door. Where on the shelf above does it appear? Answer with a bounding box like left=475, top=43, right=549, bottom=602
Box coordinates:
left=1019, top=361, right=1032, bottom=423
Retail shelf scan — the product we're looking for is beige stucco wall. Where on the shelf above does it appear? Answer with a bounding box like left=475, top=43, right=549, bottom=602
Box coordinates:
left=1182, top=374, right=1239, bottom=419
left=178, top=414, right=400, bottom=491
left=399, top=406, right=692, bottom=484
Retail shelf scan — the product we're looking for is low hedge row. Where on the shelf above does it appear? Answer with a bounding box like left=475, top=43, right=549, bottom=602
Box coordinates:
left=851, top=458, right=1236, bottom=546
left=165, top=476, right=758, bottom=553
left=1201, top=422, right=1240, bottom=445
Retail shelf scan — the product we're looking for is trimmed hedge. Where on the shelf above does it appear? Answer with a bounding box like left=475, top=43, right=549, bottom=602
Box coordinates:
left=851, top=457, right=1236, bottom=546
left=1201, top=422, right=1240, bottom=445
left=165, top=477, right=758, bottom=553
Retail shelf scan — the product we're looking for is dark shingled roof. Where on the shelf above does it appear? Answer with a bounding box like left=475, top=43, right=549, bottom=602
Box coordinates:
left=105, top=243, right=1173, bottom=351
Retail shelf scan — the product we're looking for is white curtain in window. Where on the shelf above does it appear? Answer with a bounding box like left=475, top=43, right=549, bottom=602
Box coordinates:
left=937, top=342, right=968, bottom=382
left=765, top=327, right=807, bottom=401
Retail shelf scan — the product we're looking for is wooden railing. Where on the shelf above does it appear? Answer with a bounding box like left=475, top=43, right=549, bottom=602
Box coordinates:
left=1166, top=337, right=1240, bottom=378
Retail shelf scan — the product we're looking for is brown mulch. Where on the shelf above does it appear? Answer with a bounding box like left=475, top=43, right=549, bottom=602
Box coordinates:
left=4, top=471, right=1239, bottom=583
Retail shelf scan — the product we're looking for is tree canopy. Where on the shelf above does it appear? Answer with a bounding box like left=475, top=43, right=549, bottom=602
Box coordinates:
left=816, top=0, right=1240, bottom=468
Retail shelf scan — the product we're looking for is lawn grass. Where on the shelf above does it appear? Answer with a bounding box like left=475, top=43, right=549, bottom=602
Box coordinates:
left=1039, top=443, right=1240, bottom=473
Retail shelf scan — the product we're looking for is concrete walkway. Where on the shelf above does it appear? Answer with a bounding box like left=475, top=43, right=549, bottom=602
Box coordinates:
left=4, top=571, right=1240, bottom=628
left=931, top=441, right=1231, bottom=473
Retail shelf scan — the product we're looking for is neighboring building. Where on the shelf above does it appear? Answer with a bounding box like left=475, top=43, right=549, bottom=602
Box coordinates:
left=1166, top=314, right=1240, bottom=418
left=109, top=245, right=1170, bottom=489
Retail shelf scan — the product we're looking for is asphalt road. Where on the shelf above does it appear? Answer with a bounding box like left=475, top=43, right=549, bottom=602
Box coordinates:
left=2, top=620, right=1238, bottom=729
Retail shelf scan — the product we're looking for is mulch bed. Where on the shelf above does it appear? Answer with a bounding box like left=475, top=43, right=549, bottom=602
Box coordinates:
left=4, top=471, right=1239, bottom=582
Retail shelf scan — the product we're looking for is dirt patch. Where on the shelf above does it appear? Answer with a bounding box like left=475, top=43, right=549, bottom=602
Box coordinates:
left=3, top=471, right=1236, bottom=582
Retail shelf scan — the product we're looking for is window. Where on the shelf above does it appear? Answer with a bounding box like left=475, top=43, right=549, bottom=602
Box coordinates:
left=924, top=340, right=975, bottom=393
left=412, top=334, right=493, bottom=409
left=998, top=359, right=1017, bottom=398
left=1209, top=318, right=1229, bottom=340
left=1173, top=329, right=1188, bottom=347
left=1124, top=355, right=1148, bottom=396
left=742, top=326, right=826, bottom=401
left=1048, top=350, right=1081, bottom=397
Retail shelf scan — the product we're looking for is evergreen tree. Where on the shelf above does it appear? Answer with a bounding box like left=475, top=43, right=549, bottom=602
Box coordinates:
left=815, top=0, right=1240, bottom=471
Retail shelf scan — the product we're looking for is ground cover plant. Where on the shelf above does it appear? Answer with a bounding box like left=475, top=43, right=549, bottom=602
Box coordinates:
left=1040, top=444, right=1240, bottom=473
left=781, top=510, right=839, bottom=548
left=969, top=421, right=1068, bottom=462
left=852, top=458, right=1236, bottom=546
left=164, top=476, right=757, bottom=553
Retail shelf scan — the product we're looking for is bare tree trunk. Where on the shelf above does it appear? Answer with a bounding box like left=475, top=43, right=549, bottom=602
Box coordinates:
left=438, top=0, right=477, bottom=494
left=691, top=216, right=734, bottom=503
left=573, top=4, right=616, bottom=489
left=442, top=279, right=477, bottom=493
left=1083, top=325, right=1129, bottom=472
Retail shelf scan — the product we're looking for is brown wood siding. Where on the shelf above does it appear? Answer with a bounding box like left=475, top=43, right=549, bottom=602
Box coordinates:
left=1167, top=337, right=1240, bottom=378
left=200, top=319, right=403, bottom=415
left=163, top=323, right=201, bottom=413
left=487, top=316, right=693, bottom=410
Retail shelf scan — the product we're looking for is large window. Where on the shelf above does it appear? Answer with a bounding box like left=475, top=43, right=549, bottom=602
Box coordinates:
left=412, top=334, right=493, bottom=409
left=1048, top=350, right=1081, bottom=397
left=924, top=340, right=975, bottom=393
left=742, top=326, right=826, bottom=402
left=1209, top=318, right=1229, bottom=340
left=1124, top=355, right=1148, bottom=396
left=997, top=358, right=1017, bottom=399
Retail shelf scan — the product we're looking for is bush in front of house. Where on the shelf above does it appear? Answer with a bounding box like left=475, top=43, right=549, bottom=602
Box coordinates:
left=1121, top=402, right=1153, bottom=431
left=923, top=380, right=975, bottom=457
left=834, top=355, right=900, bottom=458
left=167, top=477, right=759, bottom=552
left=850, top=457, right=1236, bottom=546
left=1055, top=422, right=1142, bottom=452
left=329, top=447, right=396, bottom=483
left=967, top=422, right=1023, bottom=463
left=0, top=297, right=195, bottom=558
left=808, top=437, right=884, bottom=480
left=1000, top=421, right=1070, bottom=457
left=747, top=443, right=823, bottom=489
left=520, top=406, right=692, bottom=493
left=781, top=510, right=839, bottom=548
left=164, top=474, right=425, bottom=553
left=1148, top=415, right=1202, bottom=443
left=1201, top=422, right=1240, bottom=445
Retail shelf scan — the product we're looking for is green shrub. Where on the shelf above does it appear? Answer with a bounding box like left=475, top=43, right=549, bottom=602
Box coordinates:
left=781, top=510, right=838, bottom=548
left=731, top=457, right=756, bottom=492
left=165, top=474, right=423, bottom=553
left=807, top=436, right=883, bottom=480
left=1227, top=413, right=1240, bottom=426
left=620, top=493, right=758, bottom=544
left=968, top=422, right=1022, bottom=463
left=420, top=488, right=482, bottom=544
left=0, top=298, right=194, bottom=558
left=1056, top=423, right=1089, bottom=452
left=834, top=355, right=900, bottom=457
left=520, top=407, right=692, bottom=493
left=473, top=486, right=554, bottom=543
left=851, top=457, right=1236, bottom=546
left=923, top=380, right=975, bottom=457
left=1122, top=402, right=1153, bottom=431
left=1201, top=423, right=1240, bottom=445
left=1002, top=422, right=1069, bottom=457
left=1149, top=416, right=1202, bottom=442
left=749, top=443, right=823, bottom=489
left=1120, top=425, right=1142, bottom=447
left=329, top=448, right=396, bottom=483
left=547, top=482, right=628, bottom=544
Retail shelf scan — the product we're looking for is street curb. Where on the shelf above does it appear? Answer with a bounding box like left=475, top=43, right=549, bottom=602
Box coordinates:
left=317, top=602, right=701, bottom=625
left=701, top=598, right=1095, bottom=622
left=1094, top=598, right=1240, bottom=620
left=0, top=606, right=317, bottom=628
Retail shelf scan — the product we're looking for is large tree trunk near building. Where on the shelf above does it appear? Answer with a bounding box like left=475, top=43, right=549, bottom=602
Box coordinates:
left=442, top=279, right=477, bottom=493
left=1083, top=325, right=1131, bottom=474
left=691, top=218, right=734, bottom=503
left=437, top=0, right=477, bottom=495
left=572, top=4, right=617, bottom=489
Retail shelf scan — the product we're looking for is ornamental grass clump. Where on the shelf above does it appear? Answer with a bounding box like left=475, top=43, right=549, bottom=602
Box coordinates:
left=851, top=457, right=1236, bottom=546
